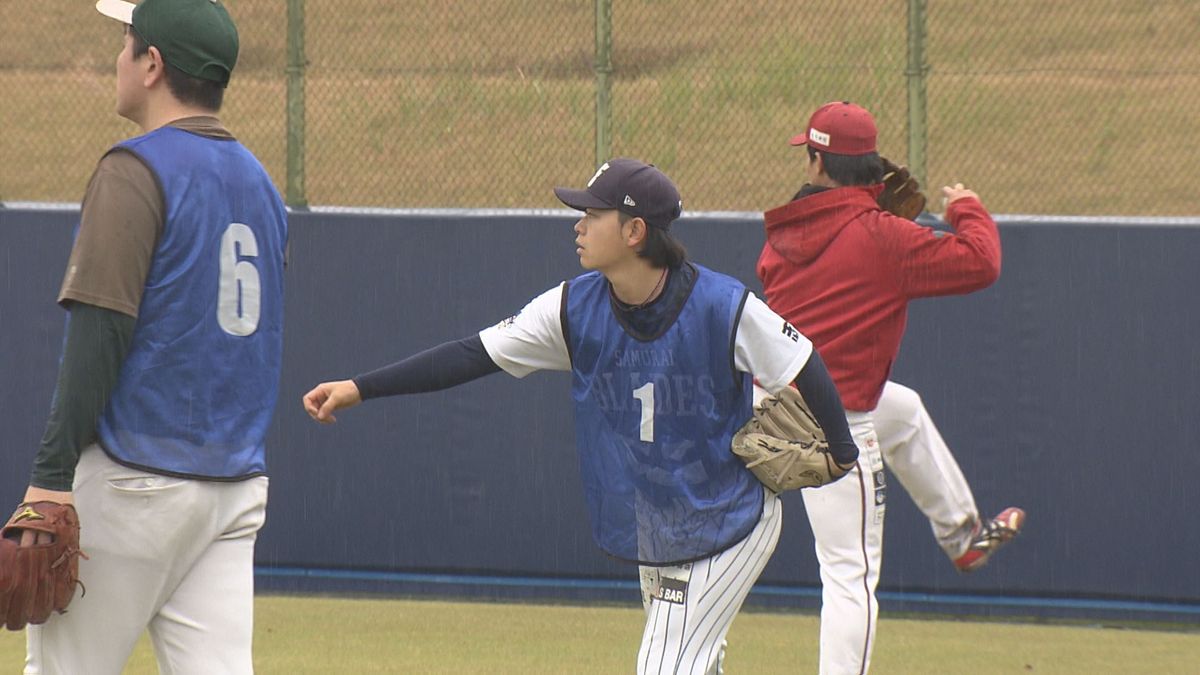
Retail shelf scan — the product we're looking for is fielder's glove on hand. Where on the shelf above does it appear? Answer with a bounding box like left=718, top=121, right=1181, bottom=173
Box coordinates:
left=0, top=502, right=86, bottom=631
left=732, top=387, right=852, bottom=492
left=878, top=156, right=927, bottom=220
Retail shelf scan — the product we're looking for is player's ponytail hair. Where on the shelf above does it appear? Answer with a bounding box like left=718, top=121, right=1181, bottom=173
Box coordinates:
left=621, top=212, right=687, bottom=269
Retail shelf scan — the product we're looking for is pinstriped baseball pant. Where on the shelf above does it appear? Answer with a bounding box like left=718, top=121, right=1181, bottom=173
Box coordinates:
left=636, top=489, right=782, bottom=674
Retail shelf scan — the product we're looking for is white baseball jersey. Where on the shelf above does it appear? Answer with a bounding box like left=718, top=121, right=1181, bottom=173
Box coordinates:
left=479, top=282, right=811, bottom=393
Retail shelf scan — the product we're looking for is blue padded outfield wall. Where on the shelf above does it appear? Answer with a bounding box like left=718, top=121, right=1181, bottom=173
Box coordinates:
left=2, top=205, right=1198, bottom=623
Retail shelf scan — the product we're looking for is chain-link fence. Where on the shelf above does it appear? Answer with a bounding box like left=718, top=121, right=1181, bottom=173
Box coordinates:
left=2, top=1, right=1198, bottom=215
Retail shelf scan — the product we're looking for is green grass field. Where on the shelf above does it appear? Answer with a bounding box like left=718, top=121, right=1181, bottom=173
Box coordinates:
left=2, top=595, right=1197, bottom=673
left=2, top=1, right=1199, bottom=214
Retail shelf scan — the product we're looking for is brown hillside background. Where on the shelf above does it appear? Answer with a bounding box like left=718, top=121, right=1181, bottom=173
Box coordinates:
left=2, top=1, right=1198, bottom=215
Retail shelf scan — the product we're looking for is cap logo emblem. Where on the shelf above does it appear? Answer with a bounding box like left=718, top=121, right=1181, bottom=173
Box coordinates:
left=623, top=195, right=637, bottom=207
left=809, top=128, right=831, bottom=147
left=587, top=162, right=610, bottom=188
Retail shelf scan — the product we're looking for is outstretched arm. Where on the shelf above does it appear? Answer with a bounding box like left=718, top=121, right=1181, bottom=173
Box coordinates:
left=302, top=335, right=500, bottom=424
left=303, top=283, right=570, bottom=424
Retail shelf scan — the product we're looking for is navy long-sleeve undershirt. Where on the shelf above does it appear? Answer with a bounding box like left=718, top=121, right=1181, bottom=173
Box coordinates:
left=792, top=350, right=858, bottom=466
left=351, top=333, right=857, bottom=466
left=353, top=335, right=501, bottom=399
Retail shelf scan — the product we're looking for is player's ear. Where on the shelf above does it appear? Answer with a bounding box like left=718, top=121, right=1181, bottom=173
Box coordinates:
left=809, top=151, right=830, bottom=184
left=624, top=216, right=648, bottom=248
left=144, top=45, right=166, bottom=88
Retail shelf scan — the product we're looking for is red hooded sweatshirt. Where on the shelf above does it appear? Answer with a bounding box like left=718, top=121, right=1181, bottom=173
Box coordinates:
left=757, top=184, right=1001, bottom=411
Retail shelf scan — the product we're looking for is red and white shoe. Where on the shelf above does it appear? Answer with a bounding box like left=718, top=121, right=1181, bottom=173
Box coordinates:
left=953, top=507, right=1026, bottom=573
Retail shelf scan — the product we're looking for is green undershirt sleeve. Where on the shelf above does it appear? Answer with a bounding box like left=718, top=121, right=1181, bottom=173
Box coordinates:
left=30, top=302, right=136, bottom=491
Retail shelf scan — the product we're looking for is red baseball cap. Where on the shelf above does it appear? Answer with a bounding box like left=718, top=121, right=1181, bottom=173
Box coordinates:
left=789, top=101, right=877, bottom=156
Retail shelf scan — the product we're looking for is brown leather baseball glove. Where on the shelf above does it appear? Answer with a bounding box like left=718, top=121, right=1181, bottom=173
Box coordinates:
left=731, top=387, right=852, bottom=491
left=0, top=502, right=86, bottom=631
left=878, top=156, right=927, bottom=221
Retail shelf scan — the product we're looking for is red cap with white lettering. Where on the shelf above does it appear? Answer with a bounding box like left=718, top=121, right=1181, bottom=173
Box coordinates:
left=789, top=101, right=877, bottom=156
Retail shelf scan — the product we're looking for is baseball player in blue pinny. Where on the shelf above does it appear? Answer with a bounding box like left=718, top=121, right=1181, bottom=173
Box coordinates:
left=304, top=158, right=860, bottom=673
left=9, top=1, right=287, bottom=673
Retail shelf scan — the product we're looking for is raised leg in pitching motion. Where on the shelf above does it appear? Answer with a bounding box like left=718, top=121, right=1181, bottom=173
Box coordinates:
left=871, top=381, right=1024, bottom=572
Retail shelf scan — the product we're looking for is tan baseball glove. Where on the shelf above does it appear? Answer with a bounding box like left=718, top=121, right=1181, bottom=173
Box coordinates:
left=878, top=156, right=927, bottom=221
left=0, top=502, right=86, bottom=631
left=732, top=387, right=852, bottom=491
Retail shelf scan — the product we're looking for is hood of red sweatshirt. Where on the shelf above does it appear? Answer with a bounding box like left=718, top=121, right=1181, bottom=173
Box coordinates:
left=762, top=184, right=885, bottom=266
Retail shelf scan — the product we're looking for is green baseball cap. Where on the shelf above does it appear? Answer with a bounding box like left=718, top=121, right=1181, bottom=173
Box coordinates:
left=96, top=0, right=239, bottom=86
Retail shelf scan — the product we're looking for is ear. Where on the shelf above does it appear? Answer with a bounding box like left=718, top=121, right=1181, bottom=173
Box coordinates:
left=143, top=45, right=167, bottom=88
left=808, top=151, right=833, bottom=185
left=623, top=217, right=649, bottom=248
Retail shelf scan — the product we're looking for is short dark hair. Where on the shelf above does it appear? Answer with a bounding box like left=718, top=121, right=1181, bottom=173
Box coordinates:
left=807, top=145, right=884, bottom=187
left=130, top=28, right=225, bottom=112
left=620, top=211, right=687, bottom=269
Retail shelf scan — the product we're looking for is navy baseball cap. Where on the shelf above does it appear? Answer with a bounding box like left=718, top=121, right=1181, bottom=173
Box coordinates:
left=96, top=0, right=239, bottom=86
left=555, top=158, right=683, bottom=229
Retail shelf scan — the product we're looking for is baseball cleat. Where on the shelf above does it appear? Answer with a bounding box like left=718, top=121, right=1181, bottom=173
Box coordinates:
left=953, top=507, right=1025, bottom=573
